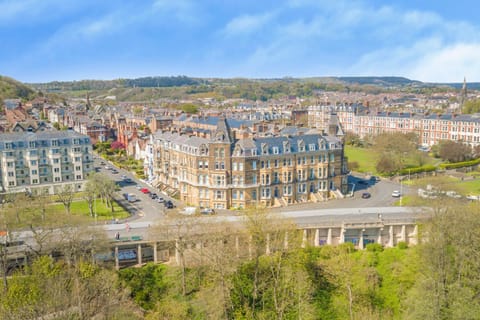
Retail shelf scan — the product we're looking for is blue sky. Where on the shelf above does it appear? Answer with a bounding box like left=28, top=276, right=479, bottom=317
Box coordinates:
left=1, top=0, right=479, bottom=83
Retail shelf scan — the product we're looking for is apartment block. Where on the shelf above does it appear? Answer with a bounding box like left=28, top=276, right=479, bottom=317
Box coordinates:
left=151, top=118, right=348, bottom=209
left=0, top=131, right=94, bottom=195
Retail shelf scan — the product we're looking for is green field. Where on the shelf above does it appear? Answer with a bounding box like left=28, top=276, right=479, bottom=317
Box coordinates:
left=403, top=175, right=480, bottom=197
left=344, top=146, right=378, bottom=174
left=49, top=198, right=130, bottom=221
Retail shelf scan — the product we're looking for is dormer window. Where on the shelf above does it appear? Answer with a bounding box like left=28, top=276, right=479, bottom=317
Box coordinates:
left=252, top=149, right=258, bottom=156
left=273, top=146, right=279, bottom=154
left=309, top=144, right=315, bottom=151
left=261, top=143, right=268, bottom=155
left=283, top=141, right=290, bottom=153
left=298, top=140, right=305, bottom=152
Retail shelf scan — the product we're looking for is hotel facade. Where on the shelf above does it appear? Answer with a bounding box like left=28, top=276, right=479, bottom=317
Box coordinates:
left=150, top=118, right=348, bottom=209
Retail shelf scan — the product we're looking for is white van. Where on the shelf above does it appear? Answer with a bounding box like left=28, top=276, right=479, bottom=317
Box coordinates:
left=127, top=194, right=136, bottom=202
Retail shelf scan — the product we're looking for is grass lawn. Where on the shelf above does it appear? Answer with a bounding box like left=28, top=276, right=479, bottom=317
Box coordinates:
left=49, top=198, right=130, bottom=221
left=402, top=175, right=480, bottom=196
left=345, top=146, right=378, bottom=174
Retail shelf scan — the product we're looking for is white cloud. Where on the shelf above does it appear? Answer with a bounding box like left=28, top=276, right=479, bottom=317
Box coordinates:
left=223, top=12, right=275, bottom=36
left=152, top=0, right=198, bottom=24
left=0, top=0, right=82, bottom=24
left=409, top=43, right=480, bottom=82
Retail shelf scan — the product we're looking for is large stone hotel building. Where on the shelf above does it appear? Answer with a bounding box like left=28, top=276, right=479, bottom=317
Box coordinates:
left=151, top=118, right=348, bottom=209
left=0, top=131, right=94, bottom=195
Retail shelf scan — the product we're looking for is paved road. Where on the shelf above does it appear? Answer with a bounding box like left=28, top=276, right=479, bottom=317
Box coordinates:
left=93, top=158, right=416, bottom=240
left=93, top=157, right=178, bottom=221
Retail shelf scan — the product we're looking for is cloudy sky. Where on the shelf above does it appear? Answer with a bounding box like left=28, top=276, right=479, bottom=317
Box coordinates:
left=1, top=0, right=479, bottom=83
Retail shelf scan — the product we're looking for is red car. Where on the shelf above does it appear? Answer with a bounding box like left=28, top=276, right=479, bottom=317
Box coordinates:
left=140, top=188, right=150, bottom=194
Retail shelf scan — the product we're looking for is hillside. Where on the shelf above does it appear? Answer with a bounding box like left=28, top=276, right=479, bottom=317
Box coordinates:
left=0, top=75, right=36, bottom=102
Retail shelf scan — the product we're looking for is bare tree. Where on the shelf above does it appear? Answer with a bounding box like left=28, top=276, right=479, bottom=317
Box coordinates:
left=56, top=184, right=75, bottom=215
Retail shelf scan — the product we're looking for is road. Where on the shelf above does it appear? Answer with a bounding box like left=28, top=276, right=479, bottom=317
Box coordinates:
left=93, top=158, right=416, bottom=240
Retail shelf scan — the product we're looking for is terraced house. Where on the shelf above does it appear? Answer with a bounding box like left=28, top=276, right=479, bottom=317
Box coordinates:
left=0, top=131, right=94, bottom=195
left=151, top=118, right=348, bottom=209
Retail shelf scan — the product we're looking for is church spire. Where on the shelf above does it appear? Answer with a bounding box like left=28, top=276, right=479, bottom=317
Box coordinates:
left=460, top=77, right=467, bottom=114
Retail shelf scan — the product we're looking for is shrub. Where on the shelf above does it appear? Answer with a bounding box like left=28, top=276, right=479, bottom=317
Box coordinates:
left=397, top=241, right=408, bottom=249
left=366, top=243, right=384, bottom=252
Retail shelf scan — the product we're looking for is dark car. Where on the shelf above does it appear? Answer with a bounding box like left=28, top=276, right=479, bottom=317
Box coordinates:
left=123, top=193, right=129, bottom=200
left=361, top=192, right=371, bottom=199
left=150, top=193, right=158, bottom=199
left=124, top=178, right=133, bottom=184
left=164, top=200, right=174, bottom=209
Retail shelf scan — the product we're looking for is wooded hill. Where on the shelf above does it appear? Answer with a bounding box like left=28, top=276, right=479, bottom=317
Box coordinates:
left=0, top=75, right=36, bottom=102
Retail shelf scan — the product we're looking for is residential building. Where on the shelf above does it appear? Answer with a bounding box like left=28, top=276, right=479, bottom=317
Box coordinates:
left=0, top=131, right=94, bottom=195
left=151, top=118, right=348, bottom=209
left=308, top=104, right=480, bottom=146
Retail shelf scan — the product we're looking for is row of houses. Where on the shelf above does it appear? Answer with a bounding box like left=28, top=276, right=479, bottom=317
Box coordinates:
left=308, top=104, right=480, bottom=146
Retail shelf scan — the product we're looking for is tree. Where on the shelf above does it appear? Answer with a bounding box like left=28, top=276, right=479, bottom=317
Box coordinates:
left=462, top=98, right=480, bottom=114
left=83, top=174, right=98, bottom=217
left=406, top=202, right=480, bottom=319
left=438, top=140, right=472, bottom=163
left=180, top=103, right=199, bottom=114
left=56, top=184, right=74, bottom=215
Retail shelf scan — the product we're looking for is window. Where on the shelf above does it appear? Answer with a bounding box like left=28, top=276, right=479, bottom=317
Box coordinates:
left=32, top=179, right=38, bottom=184
left=274, top=159, right=279, bottom=168
left=75, top=166, right=81, bottom=171
left=215, top=190, right=223, bottom=200
left=252, top=190, right=257, bottom=200
left=261, top=187, right=271, bottom=198
left=8, top=181, right=15, bottom=186
left=31, top=160, right=37, bottom=165
left=252, top=161, right=257, bottom=170
left=252, top=175, right=257, bottom=184
left=298, top=183, right=306, bottom=193
left=75, top=157, right=81, bottom=162
left=31, top=169, right=38, bottom=175
left=7, top=172, right=14, bottom=177
left=232, top=162, right=238, bottom=171
left=54, top=168, right=60, bottom=173
left=54, top=177, right=61, bottom=182
left=273, top=146, right=279, bottom=154
left=239, top=162, right=244, bottom=171
left=309, top=144, right=316, bottom=151
left=7, top=162, right=13, bottom=168
left=76, top=175, right=82, bottom=180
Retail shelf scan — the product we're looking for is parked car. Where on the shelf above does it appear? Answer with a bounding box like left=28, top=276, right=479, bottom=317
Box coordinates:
left=104, top=166, right=110, bottom=170
left=121, top=175, right=127, bottom=180
left=140, top=188, right=150, bottom=194
left=164, top=200, right=175, bottom=209
left=111, top=170, right=118, bottom=174
left=123, top=193, right=129, bottom=200
left=156, top=197, right=165, bottom=203
left=392, top=190, right=401, bottom=197
left=150, top=193, right=158, bottom=199
left=200, top=208, right=215, bottom=215
left=361, top=192, right=371, bottom=199
left=124, top=178, right=133, bottom=184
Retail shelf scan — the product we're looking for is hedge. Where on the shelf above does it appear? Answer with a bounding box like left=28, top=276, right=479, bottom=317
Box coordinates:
left=398, top=165, right=436, bottom=175
left=438, top=158, right=480, bottom=170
